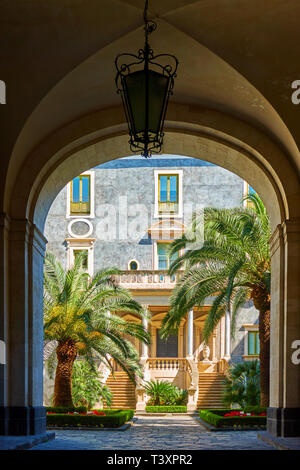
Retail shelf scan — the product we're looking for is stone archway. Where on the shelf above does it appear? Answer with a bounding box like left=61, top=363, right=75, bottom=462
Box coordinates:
left=1, top=0, right=300, bottom=441
left=1, top=112, right=300, bottom=437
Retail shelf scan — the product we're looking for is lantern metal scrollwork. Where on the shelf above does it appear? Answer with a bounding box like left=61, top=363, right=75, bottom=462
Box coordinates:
left=115, top=0, right=178, bottom=158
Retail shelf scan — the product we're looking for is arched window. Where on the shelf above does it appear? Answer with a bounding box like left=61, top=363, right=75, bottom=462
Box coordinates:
left=129, top=260, right=138, bottom=271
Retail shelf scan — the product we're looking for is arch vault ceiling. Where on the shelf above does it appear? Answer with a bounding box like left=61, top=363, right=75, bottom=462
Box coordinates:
left=1, top=0, right=300, bottom=205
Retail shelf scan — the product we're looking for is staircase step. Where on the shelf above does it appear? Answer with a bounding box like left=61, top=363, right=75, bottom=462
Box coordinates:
left=197, top=372, right=226, bottom=409
left=104, top=372, right=136, bottom=409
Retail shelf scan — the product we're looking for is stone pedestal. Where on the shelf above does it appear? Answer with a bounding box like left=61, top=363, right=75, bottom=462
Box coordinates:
left=268, top=221, right=300, bottom=437
left=0, top=217, right=47, bottom=435
left=0, top=406, right=46, bottom=435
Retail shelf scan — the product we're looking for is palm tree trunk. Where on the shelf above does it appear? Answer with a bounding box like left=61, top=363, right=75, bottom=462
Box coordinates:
left=53, top=338, right=77, bottom=407
left=258, top=307, right=270, bottom=407
left=251, top=286, right=270, bottom=407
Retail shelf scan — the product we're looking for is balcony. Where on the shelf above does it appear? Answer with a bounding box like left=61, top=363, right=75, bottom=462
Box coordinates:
left=158, top=201, right=178, bottom=214
left=70, top=201, right=90, bottom=215
left=116, top=270, right=182, bottom=290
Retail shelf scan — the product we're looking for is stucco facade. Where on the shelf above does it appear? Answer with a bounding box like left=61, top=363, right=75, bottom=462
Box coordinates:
left=44, top=155, right=259, bottom=410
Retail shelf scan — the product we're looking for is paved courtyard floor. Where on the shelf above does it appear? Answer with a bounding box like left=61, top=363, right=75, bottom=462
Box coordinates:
left=31, top=415, right=274, bottom=450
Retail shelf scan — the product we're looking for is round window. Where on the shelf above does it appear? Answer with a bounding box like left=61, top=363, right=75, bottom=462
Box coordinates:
left=129, top=261, right=138, bottom=270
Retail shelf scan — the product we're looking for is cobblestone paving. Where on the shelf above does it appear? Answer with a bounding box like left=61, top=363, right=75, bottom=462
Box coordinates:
left=31, top=416, right=274, bottom=450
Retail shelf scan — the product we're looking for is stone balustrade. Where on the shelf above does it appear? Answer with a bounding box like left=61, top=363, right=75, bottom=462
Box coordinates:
left=115, top=270, right=182, bottom=289
left=147, top=357, right=188, bottom=371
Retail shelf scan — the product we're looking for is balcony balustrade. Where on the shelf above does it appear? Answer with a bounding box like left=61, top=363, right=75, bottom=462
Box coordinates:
left=158, top=201, right=178, bottom=214
left=70, top=201, right=90, bottom=214
left=147, top=357, right=188, bottom=371
left=115, top=270, right=182, bottom=289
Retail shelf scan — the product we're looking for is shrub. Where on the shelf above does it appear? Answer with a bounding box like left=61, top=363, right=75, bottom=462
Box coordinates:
left=46, top=409, right=134, bottom=428
left=199, top=409, right=266, bottom=428
left=244, top=405, right=267, bottom=414
left=146, top=406, right=187, bottom=413
left=144, top=380, right=187, bottom=406
left=72, top=360, right=113, bottom=410
left=223, top=360, right=260, bottom=408
left=46, top=406, right=87, bottom=414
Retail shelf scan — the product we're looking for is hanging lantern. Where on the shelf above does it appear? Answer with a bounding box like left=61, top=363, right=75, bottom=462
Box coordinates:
left=115, top=0, right=178, bottom=158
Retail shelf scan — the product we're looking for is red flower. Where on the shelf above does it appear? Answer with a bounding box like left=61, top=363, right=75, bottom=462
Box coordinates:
left=47, top=411, right=106, bottom=416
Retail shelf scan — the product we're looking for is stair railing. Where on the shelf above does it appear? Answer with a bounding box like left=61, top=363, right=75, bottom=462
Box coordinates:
left=185, top=358, right=199, bottom=411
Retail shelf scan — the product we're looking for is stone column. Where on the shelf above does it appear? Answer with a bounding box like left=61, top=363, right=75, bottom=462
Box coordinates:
left=224, top=310, right=231, bottom=358
left=141, top=316, right=148, bottom=360
left=212, top=332, right=217, bottom=362
left=220, top=315, right=225, bottom=358
left=27, top=223, right=48, bottom=434
left=186, top=310, right=193, bottom=358
left=178, top=325, right=184, bottom=357
left=0, top=219, right=47, bottom=435
left=0, top=214, right=10, bottom=434
left=195, top=325, right=201, bottom=362
left=268, top=221, right=300, bottom=437
left=151, top=325, right=156, bottom=358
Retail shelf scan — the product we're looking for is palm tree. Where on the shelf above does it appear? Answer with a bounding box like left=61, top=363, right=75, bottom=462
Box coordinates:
left=44, top=252, right=150, bottom=407
left=144, top=380, right=175, bottom=406
left=223, top=360, right=261, bottom=408
left=160, top=194, right=271, bottom=406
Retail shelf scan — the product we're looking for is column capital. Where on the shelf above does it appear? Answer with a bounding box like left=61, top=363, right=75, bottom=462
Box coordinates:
left=29, top=224, right=48, bottom=257
left=282, top=218, right=300, bottom=244
left=269, top=224, right=284, bottom=258
left=0, top=213, right=11, bottom=232
left=8, top=218, right=31, bottom=242
left=270, top=219, right=300, bottom=257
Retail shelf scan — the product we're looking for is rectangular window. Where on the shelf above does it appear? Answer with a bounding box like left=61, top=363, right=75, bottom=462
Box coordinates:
left=73, top=249, right=88, bottom=270
left=70, top=175, right=90, bottom=214
left=158, top=174, right=178, bottom=213
left=248, top=331, right=260, bottom=355
left=156, top=330, right=178, bottom=357
left=157, top=243, right=178, bottom=270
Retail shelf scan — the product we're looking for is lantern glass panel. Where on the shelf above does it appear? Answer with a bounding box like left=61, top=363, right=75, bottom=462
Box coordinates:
left=123, top=69, right=169, bottom=139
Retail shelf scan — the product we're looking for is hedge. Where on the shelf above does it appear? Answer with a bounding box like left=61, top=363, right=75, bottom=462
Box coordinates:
left=46, top=409, right=134, bottom=428
left=92, top=409, right=134, bottom=416
left=46, top=406, right=87, bottom=414
left=199, top=409, right=266, bottom=428
left=146, top=406, right=187, bottom=413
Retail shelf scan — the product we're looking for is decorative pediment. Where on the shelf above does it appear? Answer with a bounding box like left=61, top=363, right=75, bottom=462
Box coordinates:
left=121, top=313, right=140, bottom=323
left=151, top=311, right=185, bottom=326
left=148, top=219, right=186, bottom=240
left=151, top=312, right=168, bottom=321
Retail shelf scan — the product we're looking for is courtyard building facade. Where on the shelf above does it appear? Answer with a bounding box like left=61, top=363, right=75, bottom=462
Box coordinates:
left=44, top=155, right=259, bottom=411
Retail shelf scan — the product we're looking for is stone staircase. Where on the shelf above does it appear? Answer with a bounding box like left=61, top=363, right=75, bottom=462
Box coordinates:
left=104, top=371, right=136, bottom=409
left=197, top=372, right=227, bottom=409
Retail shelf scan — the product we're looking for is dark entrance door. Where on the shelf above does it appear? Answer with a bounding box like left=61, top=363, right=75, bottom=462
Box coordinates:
left=156, top=330, right=178, bottom=357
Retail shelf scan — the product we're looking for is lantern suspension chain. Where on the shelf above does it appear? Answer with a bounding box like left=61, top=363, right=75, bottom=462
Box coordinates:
left=143, top=0, right=157, bottom=158
left=114, top=0, right=178, bottom=159
left=143, top=0, right=157, bottom=44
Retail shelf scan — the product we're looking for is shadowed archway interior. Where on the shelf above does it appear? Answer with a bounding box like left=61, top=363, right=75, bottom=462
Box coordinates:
left=1, top=0, right=300, bottom=438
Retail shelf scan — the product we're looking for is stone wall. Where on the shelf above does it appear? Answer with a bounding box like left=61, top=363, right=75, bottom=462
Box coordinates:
left=44, top=155, right=244, bottom=271
left=230, top=301, right=259, bottom=364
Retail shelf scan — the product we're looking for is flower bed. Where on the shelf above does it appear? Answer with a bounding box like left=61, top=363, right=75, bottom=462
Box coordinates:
left=199, top=408, right=266, bottom=429
left=146, top=406, right=187, bottom=413
left=46, top=406, right=87, bottom=414
left=47, top=410, right=106, bottom=416
left=46, top=409, right=134, bottom=428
